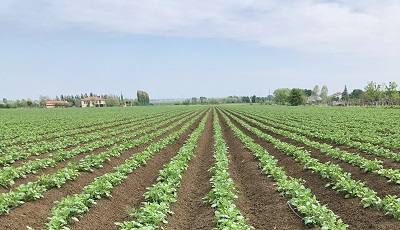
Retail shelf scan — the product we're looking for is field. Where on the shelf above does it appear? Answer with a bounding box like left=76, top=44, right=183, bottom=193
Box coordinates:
left=1, top=105, right=400, bottom=229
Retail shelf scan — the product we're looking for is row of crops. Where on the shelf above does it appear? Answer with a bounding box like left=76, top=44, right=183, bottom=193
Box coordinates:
left=1, top=105, right=400, bottom=229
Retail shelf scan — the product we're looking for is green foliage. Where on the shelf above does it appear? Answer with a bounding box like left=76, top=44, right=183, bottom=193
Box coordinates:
left=273, top=88, right=290, bottom=105
left=288, top=88, right=305, bottom=106
left=137, top=90, right=150, bottom=105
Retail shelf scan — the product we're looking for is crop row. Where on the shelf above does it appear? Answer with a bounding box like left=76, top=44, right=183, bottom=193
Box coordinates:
left=116, top=110, right=209, bottom=229
left=231, top=107, right=400, bottom=161
left=0, top=110, right=196, bottom=187
left=0, top=111, right=181, bottom=167
left=40, top=109, right=209, bottom=229
left=221, top=109, right=400, bottom=221
left=218, top=109, right=347, bottom=229
left=228, top=110, right=400, bottom=184
left=0, top=111, right=166, bottom=156
left=0, top=107, right=197, bottom=147
left=0, top=110, right=205, bottom=216
left=203, top=109, right=253, bottom=229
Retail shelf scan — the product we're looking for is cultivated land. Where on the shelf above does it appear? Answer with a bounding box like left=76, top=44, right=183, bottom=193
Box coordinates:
left=1, top=105, right=400, bottom=229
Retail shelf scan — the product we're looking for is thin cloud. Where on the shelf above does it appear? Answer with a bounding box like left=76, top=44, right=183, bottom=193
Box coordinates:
left=2, top=0, right=400, bottom=57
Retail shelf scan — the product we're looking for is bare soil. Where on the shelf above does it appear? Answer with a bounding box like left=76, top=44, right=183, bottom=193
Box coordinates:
left=1, top=107, right=400, bottom=230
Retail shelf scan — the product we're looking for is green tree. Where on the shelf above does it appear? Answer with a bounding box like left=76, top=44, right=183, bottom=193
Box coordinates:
left=289, top=88, right=305, bottom=106
left=241, top=96, right=250, bottom=103
left=191, top=97, right=198, bottom=105
left=137, top=90, right=150, bottom=105
left=105, top=97, right=120, bottom=107
left=320, top=85, right=329, bottom=103
left=312, top=85, right=320, bottom=96
left=273, top=88, right=290, bottom=105
left=251, top=95, right=256, bottom=103
left=384, top=82, right=399, bottom=105
left=200, top=97, right=207, bottom=104
left=342, top=85, right=349, bottom=104
left=364, top=81, right=381, bottom=105
left=302, top=89, right=312, bottom=97
left=350, top=89, right=364, bottom=99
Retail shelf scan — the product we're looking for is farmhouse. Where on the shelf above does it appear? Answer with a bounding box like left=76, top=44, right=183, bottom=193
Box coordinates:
left=45, top=100, right=68, bottom=108
left=81, top=96, right=106, bottom=107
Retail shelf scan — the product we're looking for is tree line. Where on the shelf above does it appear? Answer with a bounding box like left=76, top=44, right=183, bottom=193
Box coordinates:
left=272, top=81, right=400, bottom=106
left=0, top=90, right=151, bottom=108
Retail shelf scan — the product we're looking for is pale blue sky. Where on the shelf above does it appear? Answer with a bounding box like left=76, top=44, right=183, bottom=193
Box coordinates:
left=1, top=1, right=399, bottom=100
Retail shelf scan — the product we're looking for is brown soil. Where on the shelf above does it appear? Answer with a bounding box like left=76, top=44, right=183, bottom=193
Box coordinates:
left=2, top=107, right=400, bottom=229
left=231, top=110, right=400, bottom=198
left=0, top=110, right=205, bottom=229
left=245, top=111, right=400, bottom=169
left=221, top=109, right=400, bottom=230
left=161, top=109, right=215, bottom=229
left=217, top=110, right=308, bottom=229
left=0, top=111, right=197, bottom=194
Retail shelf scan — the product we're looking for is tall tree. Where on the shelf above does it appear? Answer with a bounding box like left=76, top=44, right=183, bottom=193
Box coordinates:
left=289, top=88, right=305, bottom=106
left=199, top=97, right=207, bottom=104
left=302, top=89, right=312, bottom=97
left=241, top=96, right=250, bottom=103
left=273, top=88, right=290, bottom=105
left=251, top=95, right=256, bottom=103
left=320, top=85, right=329, bottom=103
left=364, top=81, right=381, bottom=105
left=342, top=85, right=349, bottom=104
left=191, top=97, right=197, bottom=105
left=384, top=82, right=399, bottom=105
left=312, top=85, right=320, bottom=96
left=137, top=90, right=150, bottom=105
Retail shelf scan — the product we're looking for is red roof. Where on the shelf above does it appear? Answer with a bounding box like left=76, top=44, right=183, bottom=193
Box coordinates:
left=81, top=97, right=105, bottom=101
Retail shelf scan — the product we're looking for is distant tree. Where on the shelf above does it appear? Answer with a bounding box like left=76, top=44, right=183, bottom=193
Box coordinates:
left=200, top=97, right=207, bottom=104
left=273, top=88, right=290, bottom=105
left=312, top=85, right=320, bottom=96
left=191, top=97, right=198, bottom=105
left=288, top=88, right=305, bottom=106
left=2, top=98, right=7, bottom=104
left=384, top=82, right=399, bottom=105
left=364, top=81, right=381, bottom=105
left=182, top=99, right=190, bottom=105
left=342, top=85, right=349, bottom=104
left=27, top=99, right=33, bottom=107
left=302, top=89, right=312, bottom=97
left=208, top=98, right=219, bottom=104
left=320, top=85, right=329, bottom=103
left=137, top=90, right=150, bottom=105
left=251, top=95, right=256, bottom=103
left=105, top=97, right=120, bottom=107
left=39, top=95, right=50, bottom=108
left=350, top=89, right=364, bottom=99
left=241, top=96, right=250, bottom=103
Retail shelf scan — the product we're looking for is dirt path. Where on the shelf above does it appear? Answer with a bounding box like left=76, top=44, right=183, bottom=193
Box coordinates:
left=161, top=109, right=215, bottom=229
left=221, top=109, right=400, bottom=230
left=217, top=110, right=307, bottom=229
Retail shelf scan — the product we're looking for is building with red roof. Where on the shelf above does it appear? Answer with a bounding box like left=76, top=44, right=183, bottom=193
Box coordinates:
left=80, top=97, right=106, bottom=107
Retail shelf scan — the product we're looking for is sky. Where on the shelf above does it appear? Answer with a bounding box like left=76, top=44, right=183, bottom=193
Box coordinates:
left=1, top=0, right=399, bottom=100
